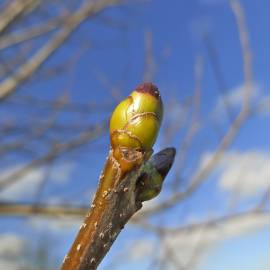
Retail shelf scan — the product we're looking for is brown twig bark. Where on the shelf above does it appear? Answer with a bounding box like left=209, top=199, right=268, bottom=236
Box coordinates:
left=61, top=148, right=175, bottom=270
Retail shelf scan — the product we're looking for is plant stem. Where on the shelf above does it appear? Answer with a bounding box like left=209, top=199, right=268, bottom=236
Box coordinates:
left=61, top=148, right=175, bottom=270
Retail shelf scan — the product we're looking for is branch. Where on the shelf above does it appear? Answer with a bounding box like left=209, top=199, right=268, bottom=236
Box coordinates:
left=0, top=0, right=39, bottom=34
left=172, top=56, right=202, bottom=189
left=203, top=34, right=234, bottom=123
left=0, top=202, right=88, bottom=217
left=0, top=0, right=123, bottom=100
left=0, top=121, right=107, bottom=191
left=0, top=16, right=61, bottom=50
left=137, top=209, right=270, bottom=234
left=61, top=148, right=175, bottom=270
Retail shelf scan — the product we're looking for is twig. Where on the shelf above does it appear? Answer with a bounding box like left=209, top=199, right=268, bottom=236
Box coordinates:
left=138, top=209, right=270, bottom=234
left=0, top=0, right=39, bottom=34
left=61, top=148, right=175, bottom=270
left=0, top=17, right=63, bottom=50
left=172, top=56, right=202, bottom=188
left=143, top=30, right=156, bottom=82
left=0, top=121, right=107, bottom=190
left=0, top=0, right=123, bottom=100
left=0, top=202, right=88, bottom=217
left=203, top=33, right=234, bottom=123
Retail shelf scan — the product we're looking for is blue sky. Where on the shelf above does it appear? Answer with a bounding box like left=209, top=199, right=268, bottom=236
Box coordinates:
left=1, top=0, right=270, bottom=269
left=200, top=226, right=270, bottom=270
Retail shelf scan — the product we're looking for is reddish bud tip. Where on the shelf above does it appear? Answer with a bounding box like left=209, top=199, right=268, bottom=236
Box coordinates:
left=135, top=82, right=160, bottom=99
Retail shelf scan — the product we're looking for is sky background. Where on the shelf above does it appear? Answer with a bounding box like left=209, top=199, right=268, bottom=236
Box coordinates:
left=1, top=0, right=270, bottom=269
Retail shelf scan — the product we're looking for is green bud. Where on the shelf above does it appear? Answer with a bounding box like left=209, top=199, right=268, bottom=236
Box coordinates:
left=110, top=83, right=163, bottom=151
left=137, top=147, right=176, bottom=201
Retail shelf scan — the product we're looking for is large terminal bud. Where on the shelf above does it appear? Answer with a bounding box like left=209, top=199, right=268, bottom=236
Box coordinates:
left=109, top=83, right=163, bottom=173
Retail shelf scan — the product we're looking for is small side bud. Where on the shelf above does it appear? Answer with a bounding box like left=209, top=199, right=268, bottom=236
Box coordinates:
left=137, top=147, right=176, bottom=201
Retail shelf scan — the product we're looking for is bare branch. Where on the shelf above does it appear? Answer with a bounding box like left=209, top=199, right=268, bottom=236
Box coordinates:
left=172, top=56, right=202, bottom=188
left=203, top=34, right=234, bottom=123
left=0, top=202, right=88, bottom=217
left=0, top=0, right=40, bottom=34
left=0, top=0, right=124, bottom=100
left=0, top=121, right=107, bottom=191
left=0, top=17, right=61, bottom=50
left=61, top=148, right=175, bottom=270
left=143, top=30, right=156, bottom=82
left=135, top=0, right=253, bottom=218
left=138, top=210, right=270, bottom=234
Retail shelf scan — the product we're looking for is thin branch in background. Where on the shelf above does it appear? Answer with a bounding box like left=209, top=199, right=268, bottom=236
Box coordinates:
left=0, top=0, right=124, bottom=100
left=0, top=0, right=40, bottom=34
left=0, top=121, right=107, bottom=191
left=143, top=30, right=156, bottom=82
left=0, top=17, right=62, bottom=50
left=0, top=202, right=88, bottom=217
left=135, top=210, right=270, bottom=240
left=159, top=234, right=183, bottom=269
left=5, top=95, right=113, bottom=114
left=255, top=185, right=270, bottom=211
left=0, top=202, right=269, bottom=230
left=92, top=69, right=124, bottom=102
left=161, top=96, right=193, bottom=147
left=0, top=94, right=69, bottom=157
left=135, top=0, right=253, bottom=218
left=0, top=42, right=33, bottom=78
left=172, top=55, right=203, bottom=189
left=231, top=0, right=253, bottom=107
left=203, top=33, right=234, bottom=123
left=32, top=161, right=54, bottom=204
